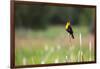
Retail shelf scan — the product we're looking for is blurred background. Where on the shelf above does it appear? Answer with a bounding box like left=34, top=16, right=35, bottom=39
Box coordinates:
left=15, top=3, right=95, bottom=66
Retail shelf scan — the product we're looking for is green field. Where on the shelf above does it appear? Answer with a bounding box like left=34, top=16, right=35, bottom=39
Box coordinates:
left=15, top=26, right=95, bottom=66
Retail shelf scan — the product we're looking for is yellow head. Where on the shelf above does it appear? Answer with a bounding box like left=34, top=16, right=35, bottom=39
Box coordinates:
left=65, top=21, right=70, bottom=29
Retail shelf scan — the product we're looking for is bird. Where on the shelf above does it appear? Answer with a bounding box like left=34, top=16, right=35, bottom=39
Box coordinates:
left=65, top=19, right=74, bottom=39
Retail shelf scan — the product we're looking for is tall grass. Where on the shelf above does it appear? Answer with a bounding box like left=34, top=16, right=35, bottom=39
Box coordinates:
left=15, top=26, right=95, bottom=66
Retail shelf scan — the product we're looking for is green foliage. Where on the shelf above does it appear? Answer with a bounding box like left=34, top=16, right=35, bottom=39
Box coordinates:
left=15, top=4, right=95, bottom=31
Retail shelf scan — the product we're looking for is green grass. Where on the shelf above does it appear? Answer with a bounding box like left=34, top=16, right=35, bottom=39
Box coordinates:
left=15, top=26, right=95, bottom=66
left=15, top=26, right=89, bottom=38
left=15, top=45, right=94, bottom=65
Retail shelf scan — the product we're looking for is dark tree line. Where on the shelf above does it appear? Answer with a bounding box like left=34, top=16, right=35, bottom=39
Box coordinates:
left=15, top=4, right=95, bottom=30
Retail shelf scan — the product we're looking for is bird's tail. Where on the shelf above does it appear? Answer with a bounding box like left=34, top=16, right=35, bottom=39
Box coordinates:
left=71, top=34, right=74, bottom=39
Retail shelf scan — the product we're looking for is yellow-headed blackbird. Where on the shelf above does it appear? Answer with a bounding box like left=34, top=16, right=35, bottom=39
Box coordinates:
left=65, top=20, right=74, bottom=39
